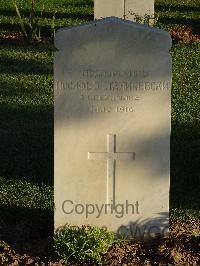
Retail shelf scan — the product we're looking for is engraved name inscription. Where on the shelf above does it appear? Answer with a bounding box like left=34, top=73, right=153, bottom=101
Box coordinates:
left=55, top=69, right=170, bottom=114
left=55, top=80, right=170, bottom=91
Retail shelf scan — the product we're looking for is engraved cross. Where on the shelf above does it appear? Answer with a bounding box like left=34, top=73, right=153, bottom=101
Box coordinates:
left=88, top=134, right=135, bottom=205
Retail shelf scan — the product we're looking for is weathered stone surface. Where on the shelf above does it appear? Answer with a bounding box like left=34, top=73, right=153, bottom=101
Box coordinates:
left=94, top=0, right=154, bottom=22
left=95, top=0, right=124, bottom=19
left=54, top=18, right=171, bottom=238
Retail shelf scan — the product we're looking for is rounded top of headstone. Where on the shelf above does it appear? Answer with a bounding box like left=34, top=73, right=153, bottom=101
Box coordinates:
left=55, top=17, right=171, bottom=52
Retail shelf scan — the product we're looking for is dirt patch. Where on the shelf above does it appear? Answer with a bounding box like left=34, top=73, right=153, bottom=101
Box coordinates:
left=169, top=26, right=200, bottom=43
left=0, top=218, right=199, bottom=265
left=103, top=241, right=145, bottom=265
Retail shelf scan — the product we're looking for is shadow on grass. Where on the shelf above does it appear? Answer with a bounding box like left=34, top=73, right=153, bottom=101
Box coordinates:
left=0, top=23, right=53, bottom=37
left=0, top=205, right=53, bottom=256
left=1, top=16, right=199, bottom=39
left=0, top=8, right=93, bottom=21
left=0, top=105, right=53, bottom=185
left=0, top=22, right=87, bottom=40
left=155, top=4, right=200, bottom=13
left=0, top=43, right=53, bottom=184
left=158, top=17, right=200, bottom=33
left=171, top=121, right=200, bottom=211
left=59, top=0, right=94, bottom=8
left=0, top=57, right=52, bottom=75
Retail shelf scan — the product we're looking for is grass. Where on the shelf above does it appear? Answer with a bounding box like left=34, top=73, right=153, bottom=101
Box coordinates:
left=171, top=42, right=200, bottom=219
left=0, top=176, right=53, bottom=209
left=0, top=0, right=199, bottom=38
left=0, top=45, right=53, bottom=186
left=0, top=0, right=93, bottom=38
left=0, top=0, right=199, bottom=259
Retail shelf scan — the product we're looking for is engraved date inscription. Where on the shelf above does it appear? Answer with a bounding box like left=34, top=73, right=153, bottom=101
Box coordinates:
left=90, top=105, right=135, bottom=113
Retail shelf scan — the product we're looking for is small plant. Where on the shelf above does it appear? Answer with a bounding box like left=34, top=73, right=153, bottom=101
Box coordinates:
left=13, top=0, right=44, bottom=43
left=54, top=224, right=115, bottom=264
left=127, top=11, right=159, bottom=26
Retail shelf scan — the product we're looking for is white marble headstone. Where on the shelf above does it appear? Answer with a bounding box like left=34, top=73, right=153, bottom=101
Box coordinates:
left=94, top=0, right=154, bottom=22
left=54, top=18, right=171, bottom=238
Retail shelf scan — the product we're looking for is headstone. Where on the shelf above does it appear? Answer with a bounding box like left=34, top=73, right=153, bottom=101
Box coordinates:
left=94, top=0, right=154, bottom=22
left=54, top=18, right=171, bottom=238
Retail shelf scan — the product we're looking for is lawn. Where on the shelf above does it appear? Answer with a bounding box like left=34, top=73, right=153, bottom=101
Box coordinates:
left=0, top=0, right=199, bottom=265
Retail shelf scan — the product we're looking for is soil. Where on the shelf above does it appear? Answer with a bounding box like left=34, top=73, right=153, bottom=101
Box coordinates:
left=0, top=218, right=199, bottom=266
left=169, top=26, right=200, bottom=44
